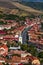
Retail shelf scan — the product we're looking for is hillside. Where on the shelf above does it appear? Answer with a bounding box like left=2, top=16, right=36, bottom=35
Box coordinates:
left=0, top=1, right=18, bottom=9
left=11, top=2, right=43, bottom=14
left=0, top=1, right=43, bottom=16
left=0, top=1, right=28, bottom=15
left=20, top=2, right=43, bottom=11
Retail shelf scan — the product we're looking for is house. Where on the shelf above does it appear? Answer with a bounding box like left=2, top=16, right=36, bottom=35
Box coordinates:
left=0, top=30, right=6, bottom=34
left=21, top=53, right=40, bottom=65
left=9, top=46, right=21, bottom=50
left=0, top=44, right=8, bottom=56
left=0, top=25, right=4, bottom=30
left=12, top=56, right=21, bottom=63
left=0, top=57, right=5, bottom=63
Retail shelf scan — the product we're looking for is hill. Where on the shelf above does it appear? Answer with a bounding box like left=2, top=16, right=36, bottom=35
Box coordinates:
left=0, top=1, right=18, bottom=9
left=0, top=1, right=43, bottom=16
left=20, top=2, right=43, bottom=11
left=11, top=2, right=43, bottom=14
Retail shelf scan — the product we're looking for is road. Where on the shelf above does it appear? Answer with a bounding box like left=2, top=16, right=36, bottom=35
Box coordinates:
left=21, top=23, right=36, bottom=44
left=21, top=26, right=32, bottom=44
left=21, top=24, right=43, bottom=50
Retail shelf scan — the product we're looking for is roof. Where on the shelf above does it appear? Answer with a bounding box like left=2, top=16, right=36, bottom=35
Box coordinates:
left=0, top=44, right=8, bottom=56
left=12, top=56, right=21, bottom=63
left=0, top=30, right=6, bottom=34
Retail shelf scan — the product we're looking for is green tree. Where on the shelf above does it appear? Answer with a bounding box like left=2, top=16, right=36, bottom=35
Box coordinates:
left=38, top=52, right=43, bottom=58
left=2, top=62, right=9, bottom=65
left=27, top=44, right=38, bottom=57
left=5, top=14, right=19, bottom=20
left=0, top=14, right=4, bottom=19
left=21, top=44, right=28, bottom=51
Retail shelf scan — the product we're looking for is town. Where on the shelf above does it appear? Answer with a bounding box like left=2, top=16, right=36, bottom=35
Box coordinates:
left=0, top=14, right=43, bottom=65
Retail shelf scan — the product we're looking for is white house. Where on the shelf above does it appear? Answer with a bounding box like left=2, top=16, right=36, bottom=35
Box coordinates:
left=9, top=46, right=21, bottom=50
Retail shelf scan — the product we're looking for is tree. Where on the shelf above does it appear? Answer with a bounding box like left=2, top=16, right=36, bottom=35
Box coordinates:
left=28, top=14, right=35, bottom=18
left=21, top=44, right=38, bottom=57
left=5, top=14, right=19, bottom=20
left=27, top=44, right=38, bottom=57
left=38, top=52, right=43, bottom=58
left=21, top=44, right=28, bottom=51
left=0, top=14, right=4, bottom=19
left=2, top=63, right=9, bottom=65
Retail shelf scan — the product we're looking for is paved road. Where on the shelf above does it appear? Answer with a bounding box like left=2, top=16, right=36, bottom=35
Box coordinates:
left=21, top=26, right=32, bottom=44
left=21, top=25, right=43, bottom=50
left=21, top=23, right=36, bottom=44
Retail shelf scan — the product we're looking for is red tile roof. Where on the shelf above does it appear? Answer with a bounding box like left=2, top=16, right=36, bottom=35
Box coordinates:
left=0, top=44, right=8, bottom=56
left=12, top=56, right=21, bottom=63
left=0, top=30, right=6, bottom=34
left=18, top=63, right=23, bottom=65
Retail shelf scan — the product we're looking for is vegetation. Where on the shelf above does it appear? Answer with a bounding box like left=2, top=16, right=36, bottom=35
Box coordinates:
left=5, top=14, right=19, bottom=20
left=21, top=2, right=43, bottom=11
left=12, top=2, right=42, bottom=14
left=0, top=14, right=4, bottom=19
left=21, top=44, right=28, bottom=51
left=0, top=13, right=36, bottom=21
left=38, top=52, right=43, bottom=58
left=2, top=62, right=9, bottom=65
left=0, top=21, right=7, bottom=25
left=20, top=43, right=38, bottom=57
left=28, top=14, right=35, bottom=18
